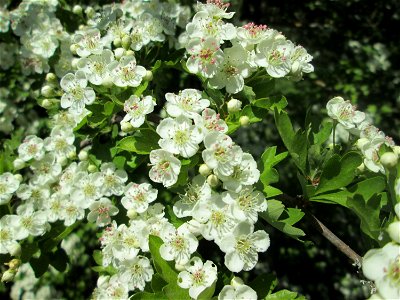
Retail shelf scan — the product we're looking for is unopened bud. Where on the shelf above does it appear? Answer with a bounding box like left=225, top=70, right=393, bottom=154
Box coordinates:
left=175, top=263, right=186, bottom=271
left=121, top=35, right=131, bottom=50
left=199, top=164, right=212, bottom=177
left=13, top=159, right=25, bottom=170
left=45, top=73, right=57, bottom=82
left=121, top=121, right=134, bottom=132
left=6, top=259, right=21, bottom=270
left=231, top=277, right=244, bottom=287
left=41, top=85, right=54, bottom=98
left=1, top=270, right=16, bottom=282
left=113, top=37, right=121, bottom=48
left=393, top=146, right=400, bottom=156
left=380, top=152, right=398, bottom=169
left=69, top=44, right=78, bottom=55
left=207, top=174, right=220, bottom=188
left=357, top=162, right=365, bottom=172
left=41, top=99, right=53, bottom=109
left=387, top=221, right=400, bottom=244
left=227, top=98, right=242, bottom=113
left=85, top=6, right=95, bottom=18
left=356, top=138, right=369, bottom=150
left=127, top=209, right=137, bottom=219
left=71, top=58, right=80, bottom=69
left=239, top=115, right=250, bottom=126
left=67, top=151, right=76, bottom=160
left=114, top=48, right=125, bottom=60
left=125, top=50, right=135, bottom=57
left=87, top=164, right=97, bottom=173
left=13, top=174, right=23, bottom=183
left=274, top=34, right=286, bottom=41
left=58, top=156, right=68, bottom=166
left=72, top=5, right=82, bottom=14
left=144, top=70, right=153, bottom=81
left=9, top=244, right=21, bottom=257
left=78, top=150, right=88, bottom=161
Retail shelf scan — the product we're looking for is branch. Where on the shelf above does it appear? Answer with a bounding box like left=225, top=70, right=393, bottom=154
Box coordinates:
left=277, top=193, right=362, bottom=266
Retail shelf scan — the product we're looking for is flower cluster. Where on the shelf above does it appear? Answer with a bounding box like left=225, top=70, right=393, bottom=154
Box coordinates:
left=180, top=0, right=314, bottom=94
left=326, top=96, right=397, bottom=174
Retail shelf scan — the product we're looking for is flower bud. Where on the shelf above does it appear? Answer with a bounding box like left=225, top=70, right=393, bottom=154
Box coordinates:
left=121, top=121, right=134, bottom=132
left=199, top=164, right=212, bottom=177
left=9, top=244, right=21, bottom=257
left=41, top=85, right=54, bottom=98
left=380, top=152, right=398, bottom=169
left=78, top=150, right=88, bottom=161
left=207, top=174, right=220, bottom=188
left=144, top=70, right=153, bottom=81
left=274, top=34, right=286, bottom=41
left=393, top=146, right=400, bottom=156
left=127, top=209, right=137, bottom=219
left=239, top=115, right=250, bottom=126
left=395, top=203, right=400, bottom=219
left=13, top=174, right=23, bottom=183
left=6, top=259, right=21, bottom=270
left=69, top=44, right=78, bottom=55
left=387, top=221, right=400, bottom=244
left=121, top=35, right=131, bottom=50
left=67, top=151, right=76, bottom=160
left=357, top=162, right=365, bottom=172
left=71, top=58, right=80, bottom=69
left=1, top=270, right=16, bottom=283
left=231, top=277, right=244, bottom=287
left=85, top=6, right=95, bottom=18
left=113, top=37, right=121, bottom=48
left=41, top=99, right=53, bottom=109
left=227, top=98, right=242, bottom=113
left=87, top=164, right=97, bottom=173
left=45, top=73, right=57, bottom=82
left=175, top=263, right=186, bottom=271
left=356, top=138, right=369, bottom=150
left=114, top=48, right=125, bottom=60
left=125, top=50, right=135, bottom=57
left=58, top=156, right=68, bottom=167
left=72, top=5, right=83, bottom=14
left=13, top=158, right=25, bottom=170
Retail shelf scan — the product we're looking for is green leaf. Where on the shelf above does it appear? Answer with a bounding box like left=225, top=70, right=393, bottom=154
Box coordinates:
left=315, top=151, right=362, bottom=195
left=252, top=96, right=287, bottom=112
left=260, top=147, right=288, bottom=197
left=134, top=81, right=149, bottom=96
left=104, top=101, right=115, bottom=116
left=149, top=235, right=178, bottom=284
left=197, top=280, right=216, bottom=300
left=30, top=253, right=50, bottom=278
left=112, top=155, right=126, bottom=169
left=163, top=281, right=190, bottom=300
left=249, top=273, right=278, bottom=298
left=49, top=248, right=69, bottom=272
left=131, top=292, right=168, bottom=300
left=20, top=242, right=39, bottom=263
left=93, top=250, right=103, bottom=266
left=274, top=109, right=308, bottom=175
left=117, top=129, right=160, bottom=154
left=265, top=289, right=306, bottom=300
left=151, top=273, right=168, bottom=292
left=249, top=77, right=275, bottom=98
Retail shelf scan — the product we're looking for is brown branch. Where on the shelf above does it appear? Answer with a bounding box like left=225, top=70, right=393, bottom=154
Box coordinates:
left=277, top=193, right=362, bottom=266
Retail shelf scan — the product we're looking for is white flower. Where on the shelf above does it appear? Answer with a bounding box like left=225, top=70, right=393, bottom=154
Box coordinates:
left=177, top=257, right=217, bottom=299
left=186, top=36, right=224, bottom=78
left=218, top=284, right=257, bottom=300
left=202, top=132, right=243, bottom=176
left=30, top=33, right=59, bottom=58
left=77, top=49, right=114, bottom=85
left=192, top=194, right=239, bottom=242
left=159, top=223, right=199, bottom=265
left=61, top=198, right=86, bottom=226
left=87, top=197, right=119, bottom=227
left=108, top=55, right=146, bottom=87
left=18, top=135, right=45, bottom=161
left=157, top=116, right=204, bottom=158
left=60, top=71, right=96, bottom=115
left=217, top=153, right=260, bottom=192
left=255, top=39, right=293, bottom=78
left=122, top=95, right=155, bottom=128
left=121, top=182, right=158, bottom=213
left=236, top=22, right=274, bottom=48
left=193, top=108, right=228, bottom=134
left=209, top=44, right=253, bottom=94
left=0, top=173, right=20, bottom=205
left=149, top=149, right=181, bottom=187
left=0, top=215, right=21, bottom=254
left=173, top=175, right=212, bottom=218
left=44, top=191, right=67, bottom=223
left=74, top=28, right=104, bottom=58
left=44, top=126, right=76, bottom=160
left=118, top=256, right=154, bottom=291
left=14, top=204, right=48, bottom=240
left=17, top=182, right=50, bottom=210
left=30, top=153, right=62, bottom=185
left=59, top=161, right=88, bottom=194
left=72, top=172, right=104, bottom=208
left=94, top=275, right=129, bottom=300
left=196, top=1, right=234, bottom=19
left=222, top=187, right=267, bottom=224
left=326, top=97, right=365, bottom=130
left=289, top=45, right=314, bottom=79
left=361, top=139, right=385, bottom=173
left=362, top=243, right=400, bottom=300
left=100, top=162, right=128, bottom=196
left=219, top=222, right=270, bottom=272
left=165, top=89, right=210, bottom=118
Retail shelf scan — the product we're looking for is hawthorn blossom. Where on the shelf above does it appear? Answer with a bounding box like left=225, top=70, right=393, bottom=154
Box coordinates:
left=219, top=221, right=270, bottom=272
left=202, top=132, right=243, bottom=176
left=177, top=257, right=217, bottom=299
left=100, top=163, right=128, bottom=196
left=74, top=28, right=104, bottom=57
left=196, top=0, right=235, bottom=20
left=44, top=126, right=76, bottom=160
left=18, top=135, right=45, bottom=162
left=14, top=204, right=49, bottom=240
left=71, top=172, right=104, bottom=208
left=218, top=283, right=257, bottom=300
left=159, top=223, right=199, bottom=265
left=118, top=256, right=154, bottom=291
left=87, top=198, right=119, bottom=227
left=77, top=49, right=114, bottom=85
left=157, top=116, right=204, bottom=158
left=165, top=89, right=210, bottom=118
left=108, top=55, right=146, bottom=87
left=121, top=182, right=158, bottom=213
left=60, top=71, right=96, bottom=115
left=0, top=173, right=20, bottom=205
left=17, top=182, right=50, bottom=209
left=149, top=149, right=181, bottom=187
left=122, top=95, right=155, bottom=128
left=362, top=243, right=400, bottom=299
left=30, top=153, right=62, bottom=185
left=289, top=45, right=314, bottom=79
left=193, top=108, right=228, bottom=134
left=0, top=215, right=21, bottom=254
left=326, top=96, right=365, bottom=130
left=236, top=22, right=274, bottom=48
